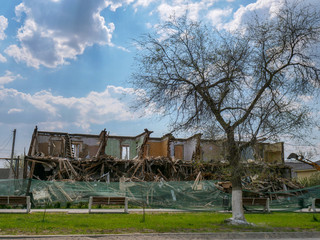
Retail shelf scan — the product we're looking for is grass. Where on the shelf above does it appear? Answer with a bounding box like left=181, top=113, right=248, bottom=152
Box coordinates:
left=0, top=212, right=319, bottom=235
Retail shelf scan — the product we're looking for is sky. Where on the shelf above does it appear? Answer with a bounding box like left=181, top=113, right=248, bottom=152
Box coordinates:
left=0, top=0, right=320, bottom=160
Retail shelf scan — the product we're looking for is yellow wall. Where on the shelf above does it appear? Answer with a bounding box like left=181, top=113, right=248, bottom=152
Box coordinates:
left=263, top=142, right=283, bottom=163
left=295, top=170, right=318, bottom=179
left=144, top=138, right=169, bottom=158
left=265, top=151, right=282, bottom=163
left=201, top=142, right=224, bottom=162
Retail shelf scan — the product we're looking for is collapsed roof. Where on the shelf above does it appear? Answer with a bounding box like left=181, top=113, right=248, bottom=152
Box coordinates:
left=23, top=126, right=285, bottom=182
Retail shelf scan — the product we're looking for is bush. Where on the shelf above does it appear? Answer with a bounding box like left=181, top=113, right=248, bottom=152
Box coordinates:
left=66, top=202, right=72, bottom=208
left=298, top=172, right=320, bottom=187
left=53, top=202, right=61, bottom=208
left=77, top=202, right=88, bottom=208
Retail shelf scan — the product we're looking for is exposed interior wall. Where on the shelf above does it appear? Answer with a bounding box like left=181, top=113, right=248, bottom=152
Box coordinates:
left=183, top=135, right=202, bottom=161
left=262, top=142, right=284, bottom=163
left=105, top=138, right=138, bottom=160
left=30, top=129, right=104, bottom=159
left=38, top=142, right=49, bottom=156
left=105, top=138, right=121, bottom=158
left=28, top=127, right=285, bottom=165
left=144, top=137, right=169, bottom=158
left=170, top=135, right=201, bottom=161
left=173, top=145, right=184, bottom=160
left=201, top=141, right=225, bottom=162
left=170, top=140, right=185, bottom=160
left=73, top=135, right=100, bottom=158
left=183, top=138, right=197, bottom=161
left=105, top=130, right=151, bottom=160
left=121, top=139, right=137, bottom=160
left=145, top=141, right=163, bottom=157
left=37, top=135, right=50, bottom=156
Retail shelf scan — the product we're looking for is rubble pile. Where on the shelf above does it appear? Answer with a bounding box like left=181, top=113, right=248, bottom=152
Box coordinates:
left=216, top=177, right=303, bottom=199
left=27, top=156, right=196, bottom=182
left=26, top=155, right=303, bottom=198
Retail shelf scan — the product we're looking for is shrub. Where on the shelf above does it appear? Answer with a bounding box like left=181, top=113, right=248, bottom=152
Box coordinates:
left=298, top=172, right=320, bottom=187
left=53, top=202, right=61, bottom=208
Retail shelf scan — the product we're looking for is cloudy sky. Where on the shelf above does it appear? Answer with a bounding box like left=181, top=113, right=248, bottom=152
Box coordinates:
left=0, top=0, right=319, bottom=159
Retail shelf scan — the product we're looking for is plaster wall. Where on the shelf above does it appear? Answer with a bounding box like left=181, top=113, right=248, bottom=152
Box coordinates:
left=183, top=138, right=197, bottom=161
left=35, top=133, right=102, bottom=158
left=201, top=141, right=224, bottom=162
left=105, top=137, right=138, bottom=159
left=262, top=142, right=284, bottom=163
left=170, top=138, right=197, bottom=161
left=105, top=138, right=121, bottom=158
left=121, top=139, right=138, bottom=159
left=145, top=138, right=169, bottom=158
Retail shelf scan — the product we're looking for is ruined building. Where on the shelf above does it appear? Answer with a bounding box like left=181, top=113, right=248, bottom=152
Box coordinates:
left=23, top=126, right=284, bottom=182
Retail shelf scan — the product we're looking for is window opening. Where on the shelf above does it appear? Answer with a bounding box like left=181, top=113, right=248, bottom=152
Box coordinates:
left=121, top=146, right=130, bottom=160
left=72, top=143, right=82, bottom=159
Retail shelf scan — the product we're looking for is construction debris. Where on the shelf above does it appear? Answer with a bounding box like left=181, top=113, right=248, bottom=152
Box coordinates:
left=26, top=156, right=195, bottom=182
left=25, top=154, right=302, bottom=199
left=23, top=126, right=304, bottom=202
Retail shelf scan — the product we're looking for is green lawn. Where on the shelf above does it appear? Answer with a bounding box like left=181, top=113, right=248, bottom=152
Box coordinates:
left=0, top=212, right=319, bottom=235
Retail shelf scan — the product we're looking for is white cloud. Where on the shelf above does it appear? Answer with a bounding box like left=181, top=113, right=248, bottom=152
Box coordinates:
left=0, top=53, right=6, bottom=63
left=8, top=108, right=24, bottom=114
left=6, top=0, right=120, bottom=68
left=207, top=8, right=232, bottom=28
left=224, top=0, right=282, bottom=32
left=0, top=85, right=150, bottom=131
left=37, top=121, right=67, bottom=131
left=0, top=71, right=22, bottom=86
left=224, top=0, right=320, bottom=32
left=134, top=0, right=156, bottom=8
left=0, top=16, right=8, bottom=40
left=106, top=0, right=137, bottom=11
left=157, top=0, right=217, bottom=22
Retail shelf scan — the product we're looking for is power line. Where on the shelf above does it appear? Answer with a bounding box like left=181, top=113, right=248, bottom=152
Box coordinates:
left=0, top=134, right=12, bottom=156
left=0, top=133, right=11, bottom=147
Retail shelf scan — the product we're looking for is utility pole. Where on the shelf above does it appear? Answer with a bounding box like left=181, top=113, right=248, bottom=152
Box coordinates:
left=9, top=129, right=16, bottom=179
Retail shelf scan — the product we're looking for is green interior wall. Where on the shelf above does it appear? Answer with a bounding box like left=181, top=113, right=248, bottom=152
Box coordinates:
left=121, top=139, right=137, bottom=159
left=105, top=139, right=121, bottom=158
left=105, top=138, right=137, bottom=159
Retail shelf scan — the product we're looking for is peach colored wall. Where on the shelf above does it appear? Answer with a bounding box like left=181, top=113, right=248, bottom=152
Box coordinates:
left=145, top=138, right=169, bottom=158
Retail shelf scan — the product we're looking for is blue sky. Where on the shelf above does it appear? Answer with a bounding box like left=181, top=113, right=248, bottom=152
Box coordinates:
left=0, top=0, right=319, bottom=159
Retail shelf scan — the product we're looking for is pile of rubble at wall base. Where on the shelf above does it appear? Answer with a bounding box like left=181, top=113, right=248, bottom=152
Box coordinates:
left=215, top=177, right=303, bottom=199
left=26, top=155, right=303, bottom=196
left=27, top=156, right=195, bottom=182
left=214, top=162, right=303, bottom=200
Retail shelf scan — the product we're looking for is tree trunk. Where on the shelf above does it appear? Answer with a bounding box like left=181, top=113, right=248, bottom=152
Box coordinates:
left=225, top=129, right=247, bottom=225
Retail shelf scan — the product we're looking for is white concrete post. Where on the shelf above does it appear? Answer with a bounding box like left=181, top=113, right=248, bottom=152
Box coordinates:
left=312, top=198, right=316, bottom=212
left=266, top=198, right=270, bottom=213
left=88, top=196, right=93, bottom=213
left=26, top=196, right=31, bottom=213
left=124, top=197, right=128, bottom=213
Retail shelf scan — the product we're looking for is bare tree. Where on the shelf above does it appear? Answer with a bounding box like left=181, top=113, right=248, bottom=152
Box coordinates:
left=132, top=2, right=320, bottom=224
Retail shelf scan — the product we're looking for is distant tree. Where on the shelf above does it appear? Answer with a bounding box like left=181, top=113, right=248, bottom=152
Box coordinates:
left=132, top=2, right=320, bottom=224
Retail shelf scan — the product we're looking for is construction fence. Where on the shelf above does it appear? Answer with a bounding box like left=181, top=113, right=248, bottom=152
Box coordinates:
left=0, top=179, right=319, bottom=212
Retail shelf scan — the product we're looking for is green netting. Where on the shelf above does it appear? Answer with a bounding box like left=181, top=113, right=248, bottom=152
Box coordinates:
left=263, top=185, right=320, bottom=211
left=0, top=179, right=319, bottom=211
